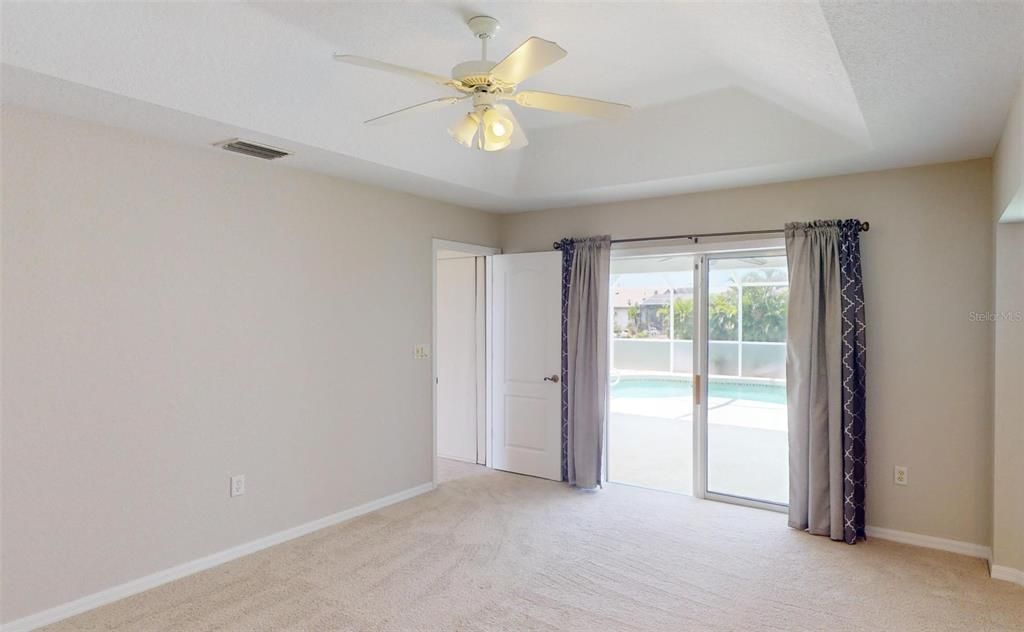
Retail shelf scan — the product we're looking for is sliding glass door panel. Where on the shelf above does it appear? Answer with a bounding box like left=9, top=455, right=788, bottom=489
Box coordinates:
left=608, top=255, right=696, bottom=494
left=701, top=253, right=789, bottom=506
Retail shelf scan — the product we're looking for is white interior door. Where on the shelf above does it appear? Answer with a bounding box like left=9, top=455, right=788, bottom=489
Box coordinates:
left=436, top=256, right=480, bottom=463
left=490, top=251, right=562, bottom=480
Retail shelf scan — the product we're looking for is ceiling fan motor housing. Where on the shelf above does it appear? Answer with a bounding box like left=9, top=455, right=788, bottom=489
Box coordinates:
left=451, top=60, right=503, bottom=90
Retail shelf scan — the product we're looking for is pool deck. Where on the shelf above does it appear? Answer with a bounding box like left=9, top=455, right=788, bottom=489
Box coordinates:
left=608, top=393, right=789, bottom=503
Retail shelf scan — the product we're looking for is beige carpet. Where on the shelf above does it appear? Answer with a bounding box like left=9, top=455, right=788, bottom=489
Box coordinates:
left=45, top=460, right=1024, bottom=631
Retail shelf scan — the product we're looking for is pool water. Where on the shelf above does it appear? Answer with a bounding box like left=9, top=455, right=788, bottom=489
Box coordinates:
left=612, top=378, right=786, bottom=405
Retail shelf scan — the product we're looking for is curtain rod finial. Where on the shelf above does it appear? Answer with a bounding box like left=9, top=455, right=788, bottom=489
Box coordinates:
left=861, top=221, right=870, bottom=232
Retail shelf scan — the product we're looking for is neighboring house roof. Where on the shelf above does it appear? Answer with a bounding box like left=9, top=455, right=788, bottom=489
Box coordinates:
left=611, top=288, right=652, bottom=309
left=612, top=287, right=696, bottom=309
left=640, top=292, right=671, bottom=307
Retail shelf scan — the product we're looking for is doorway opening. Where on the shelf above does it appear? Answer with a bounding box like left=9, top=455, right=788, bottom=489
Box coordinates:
left=433, top=245, right=564, bottom=485
left=608, top=242, right=790, bottom=510
left=434, top=243, right=494, bottom=472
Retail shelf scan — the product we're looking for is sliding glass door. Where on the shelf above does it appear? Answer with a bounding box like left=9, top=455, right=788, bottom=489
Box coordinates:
left=696, top=251, right=789, bottom=508
left=606, top=245, right=789, bottom=511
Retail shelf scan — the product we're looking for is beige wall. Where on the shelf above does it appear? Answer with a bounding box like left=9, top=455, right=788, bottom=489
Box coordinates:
left=0, top=106, right=499, bottom=622
left=501, top=159, right=995, bottom=546
left=992, top=218, right=1024, bottom=574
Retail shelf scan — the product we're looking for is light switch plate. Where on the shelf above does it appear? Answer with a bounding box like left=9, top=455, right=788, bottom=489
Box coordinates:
left=230, top=474, right=246, bottom=497
left=414, top=344, right=430, bottom=359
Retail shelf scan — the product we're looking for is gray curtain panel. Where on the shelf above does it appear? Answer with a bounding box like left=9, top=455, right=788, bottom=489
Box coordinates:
left=562, top=236, right=611, bottom=489
left=785, top=220, right=867, bottom=543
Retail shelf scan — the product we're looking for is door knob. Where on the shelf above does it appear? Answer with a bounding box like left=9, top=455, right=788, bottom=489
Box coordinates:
left=543, top=374, right=560, bottom=383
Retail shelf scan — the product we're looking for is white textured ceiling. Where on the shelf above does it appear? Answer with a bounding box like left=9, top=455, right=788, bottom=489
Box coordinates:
left=3, top=1, right=1022, bottom=212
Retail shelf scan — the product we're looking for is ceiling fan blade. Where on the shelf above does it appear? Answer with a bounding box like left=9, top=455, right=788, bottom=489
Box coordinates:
left=490, top=37, right=567, bottom=85
left=364, top=96, right=467, bottom=125
left=514, top=91, right=631, bottom=119
left=335, top=54, right=459, bottom=89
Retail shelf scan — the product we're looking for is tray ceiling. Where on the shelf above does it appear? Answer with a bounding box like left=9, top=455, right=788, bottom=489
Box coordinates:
left=3, top=1, right=1022, bottom=212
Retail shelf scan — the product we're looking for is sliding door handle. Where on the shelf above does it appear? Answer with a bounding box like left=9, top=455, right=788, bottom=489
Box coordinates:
left=694, top=374, right=701, bottom=406
left=543, top=374, right=560, bottom=383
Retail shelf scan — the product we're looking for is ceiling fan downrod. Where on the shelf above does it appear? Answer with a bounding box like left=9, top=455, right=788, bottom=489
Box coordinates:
left=467, top=15, right=500, bottom=61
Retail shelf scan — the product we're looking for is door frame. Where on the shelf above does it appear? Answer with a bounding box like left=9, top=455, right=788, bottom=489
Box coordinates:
left=432, top=239, right=501, bottom=488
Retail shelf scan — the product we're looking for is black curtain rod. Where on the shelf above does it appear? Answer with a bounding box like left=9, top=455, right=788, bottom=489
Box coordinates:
left=552, top=222, right=869, bottom=250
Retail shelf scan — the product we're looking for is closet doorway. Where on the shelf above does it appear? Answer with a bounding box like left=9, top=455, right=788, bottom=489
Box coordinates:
left=433, top=241, right=497, bottom=470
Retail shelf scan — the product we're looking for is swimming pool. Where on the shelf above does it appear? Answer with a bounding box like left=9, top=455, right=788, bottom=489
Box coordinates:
left=611, top=377, right=787, bottom=405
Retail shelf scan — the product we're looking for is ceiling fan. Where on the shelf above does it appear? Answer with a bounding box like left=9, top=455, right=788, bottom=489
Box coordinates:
left=334, top=15, right=630, bottom=152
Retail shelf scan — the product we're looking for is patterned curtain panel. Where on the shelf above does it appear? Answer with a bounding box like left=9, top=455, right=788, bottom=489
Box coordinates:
left=556, top=236, right=612, bottom=488
left=837, top=221, right=867, bottom=543
left=785, top=219, right=867, bottom=544
left=557, top=238, right=576, bottom=482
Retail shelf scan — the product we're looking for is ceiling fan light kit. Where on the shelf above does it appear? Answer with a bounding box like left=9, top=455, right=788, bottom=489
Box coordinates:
left=448, top=112, right=481, bottom=147
left=334, top=16, right=630, bottom=153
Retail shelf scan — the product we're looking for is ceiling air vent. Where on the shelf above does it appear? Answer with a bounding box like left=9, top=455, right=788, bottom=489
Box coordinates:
left=215, top=139, right=291, bottom=160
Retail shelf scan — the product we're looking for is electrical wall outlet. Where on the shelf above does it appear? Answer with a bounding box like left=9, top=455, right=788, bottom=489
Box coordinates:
left=894, top=465, right=908, bottom=486
left=414, top=344, right=430, bottom=359
left=230, top=474, right=246, bottom=497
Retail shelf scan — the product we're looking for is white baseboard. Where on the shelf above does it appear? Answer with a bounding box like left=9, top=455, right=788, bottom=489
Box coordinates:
left=990, top=564, right=1024, bottom=587
left=437, top=453, right=477, bottom=464
left=1, top=482, right=436, bottom=632
left=865, top=525, right=992, bottom=560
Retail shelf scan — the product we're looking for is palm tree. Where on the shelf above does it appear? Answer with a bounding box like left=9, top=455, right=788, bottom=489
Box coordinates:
left=742, top=286, right=788, bottom=342
left=672, top=297, right=695, bottom=339
left=709, top=288, right=738, bottom=340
